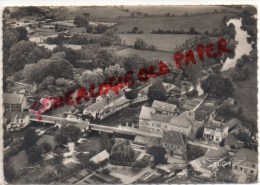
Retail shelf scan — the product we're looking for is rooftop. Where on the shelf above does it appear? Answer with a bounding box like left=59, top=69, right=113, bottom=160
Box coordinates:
left=3, top=93, right=25, bottom=105
left=152, top=100, right=177, bottom=112
left=169, top=115, right=191, bottom=128
left=162, top=130, right=185, bottom=146
left=151, top=113, right=172, bottom=123
left=139, top=106, right=155, bottom=120
left=233, top=148, right=257, bottom=163
left=205, top=148, right=228, bottom=159
left=90, top=150, right=110, bottom=164
left=224, top=134, right=244, bottom=148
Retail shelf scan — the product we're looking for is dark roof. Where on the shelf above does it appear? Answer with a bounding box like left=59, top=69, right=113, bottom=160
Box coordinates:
left=3, top=93, right=25, bottom=105
left=226, top=118, right=241, bottom=129
left=152, top=100, right=176, bottom=112
left=233, top=148, right=258, bottom=163
left=224, top=135, right=244, bottom=148
left=205, top=148, right=228, bottom=159
left=162, top=130, right=185, bottom=146
left=147, top=137, right=161, bottom=148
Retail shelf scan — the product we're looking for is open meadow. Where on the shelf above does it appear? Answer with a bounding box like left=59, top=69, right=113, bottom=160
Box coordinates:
left=119, top=34, right=197, bottom=51
left=116, top=13, right=237, bottom=33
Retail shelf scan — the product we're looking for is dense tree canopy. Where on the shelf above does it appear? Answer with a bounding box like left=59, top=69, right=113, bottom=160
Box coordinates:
left=110, top=139, right=135, bottom=163
left=52, top=45, right=79, bottom=64
left=92, top=49, right=116, bottom=69
left=26, top=146, right=42, bottom=163
left=134, top=38, right=147, bottom=50
left=73, top=15, right=89, bottom=27
left=148, top=146, right=167, bottom=165
left=23, top=52, right=74, bottom=83
left=201, top=74, right=233, bottom=97
left=8, top=41, right=51, bottom=71
left=16, top=27, right=28, bottom=41
left=147, top=80, right=168, bottom=102
left=23, top=128, right=38, bottom=149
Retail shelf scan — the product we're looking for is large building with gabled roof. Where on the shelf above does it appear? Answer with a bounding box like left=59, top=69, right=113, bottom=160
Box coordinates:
left=161, top=130, right=187, bottom=159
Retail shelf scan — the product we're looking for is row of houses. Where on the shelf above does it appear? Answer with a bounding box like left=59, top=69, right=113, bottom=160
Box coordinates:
left=138, top=100, right=193, bottom=136
left=83, top=88, right=128, bottom=120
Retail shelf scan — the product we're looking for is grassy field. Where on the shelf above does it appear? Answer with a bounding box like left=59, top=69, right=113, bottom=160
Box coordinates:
left=232, top=61, right=257, bottom=121
left=119, top=34, right=197, bottom=51
left=56, top=6, right=130, bottom=20
left=123, top=5, right=240, bottom=16
left=117, top=13, right=236, bottom=33
left=222, top=61, right=257, bottom=121
left=56, top=6, right=240, bottom=20
left=116, top=48, right=174, bottom=62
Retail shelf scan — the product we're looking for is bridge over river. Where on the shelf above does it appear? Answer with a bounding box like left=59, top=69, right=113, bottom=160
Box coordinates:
left=29, top=113, right=161, bottom=138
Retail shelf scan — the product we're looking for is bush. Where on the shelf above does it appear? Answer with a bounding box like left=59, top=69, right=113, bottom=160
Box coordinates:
left=40, top=142, right=52, bottom=154
left=134, top=38, right=147, bottom=50
left=26, top=146, right=42, bottom=163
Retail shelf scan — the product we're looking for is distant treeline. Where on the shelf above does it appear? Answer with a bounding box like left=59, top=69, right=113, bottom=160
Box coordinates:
left=151, top=27, right=200, bottom=35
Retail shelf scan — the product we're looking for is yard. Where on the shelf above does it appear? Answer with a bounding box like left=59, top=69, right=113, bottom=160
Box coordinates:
left=119, top=34, right=197, bottom=51
left=75, top=135, right=103, bottom=154
left=116, top=48, right=174, bottom=62
left=116, top=13, right=237, bottom=33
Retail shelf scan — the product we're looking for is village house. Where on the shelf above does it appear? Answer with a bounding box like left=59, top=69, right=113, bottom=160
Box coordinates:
left=161, top=130, right=187, bottom=159
left=3, top=93, right=30, bottom=131
left=83, top=89, right=127, bottom=120
left=151, top=100, right=178, bottom=115
left=189, top=148, right=229, bottom=179
left=203, top=113, right=229, bottom=145
left=224, top=134, right=244, bottom=150
left=138, top=104, right=193, bottom=136
left=89, top=150, right=110, bottom=165
left=232, top=148, right=258, bottom=182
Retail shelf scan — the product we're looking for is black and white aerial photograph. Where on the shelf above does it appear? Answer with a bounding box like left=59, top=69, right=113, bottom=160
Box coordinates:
left=1, top=3, right=258, bottom=184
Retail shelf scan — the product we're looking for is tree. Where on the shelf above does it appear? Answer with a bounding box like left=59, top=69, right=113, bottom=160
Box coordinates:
left=26, top=146, right=42, bottom=163
left=22, top=52, right=74, bottom=83
left=8, top=41, right=51, bottom=71
left=100, top=133, right=115, bottom=153
left=132, top=26, right=138, bottom=33
left=96, top=24, right=108, bottom=34
left=148, top=146, right=166, bottom=165
left=123, top=54, right=149, bottom=72
left=104, top=64, right=125, bottom=79
left=52, top=46, right=78, bottom=64
left=134, top=38, right=147, bottom=50
left=73, top=15, right=89, bottom=27
left=4, top=162, right=16, bottom=182
left=92, top=48, right=115, bottom=69
left=23, top=128, right=38, bottom=149
left=125, top=90, right=138, bottom=100
left=65, top=125, right=82, bottom=142
left=55, top=129, right=69, bottom=146
left=110, top=139, right=135, bottom=163
left=188, top=27, right=199, bottom=34
left=16, top=27, right=28, bottom=41
left=40, top=142, right=52, bottom=154
left=147, top=81, right=168, bottom=102
left=3, top=25, right=19, bottom=51
left=201, top=74, right=233, bottom=97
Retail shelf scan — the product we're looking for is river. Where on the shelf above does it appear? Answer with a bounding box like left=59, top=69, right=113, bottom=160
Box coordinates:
left=221, top=18, right=252, bottom=71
